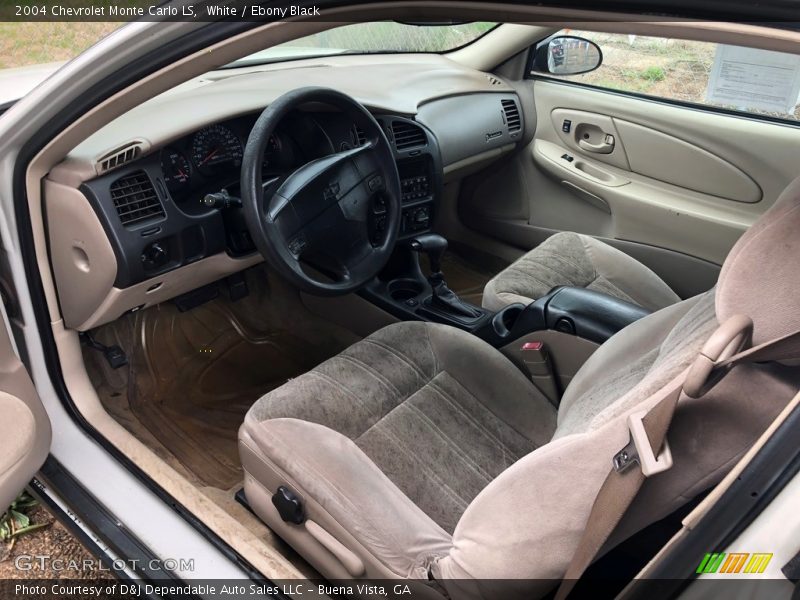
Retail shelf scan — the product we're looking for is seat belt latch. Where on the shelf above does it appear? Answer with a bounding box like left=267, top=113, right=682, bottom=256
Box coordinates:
left=613, top=410, right=673, bottom=477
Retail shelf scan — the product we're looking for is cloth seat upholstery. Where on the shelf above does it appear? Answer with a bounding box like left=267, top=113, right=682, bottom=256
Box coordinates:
left=482, top=232, right=681, bottom=312
left=239, top=178, right=800, bottom=598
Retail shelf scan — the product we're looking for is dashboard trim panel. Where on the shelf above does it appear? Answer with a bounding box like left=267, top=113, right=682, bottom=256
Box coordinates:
left=78, top=252, right=263, bottom=332
left=80, top=158, right=227, bottom=289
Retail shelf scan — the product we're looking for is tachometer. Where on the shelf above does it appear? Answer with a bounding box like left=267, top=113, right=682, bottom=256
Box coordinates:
left=160, top=148, right=192, bottom=195
left=190, top=124, right=243, bottom=175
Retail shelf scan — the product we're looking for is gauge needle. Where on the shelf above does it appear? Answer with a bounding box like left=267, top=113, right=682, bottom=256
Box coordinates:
left=199, top=148, right=219, bottom=166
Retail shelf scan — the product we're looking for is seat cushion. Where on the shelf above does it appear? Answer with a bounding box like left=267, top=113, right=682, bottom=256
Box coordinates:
left=243, top=321, right=557, bottom=535
left=482, top=232, right=681, bottom=312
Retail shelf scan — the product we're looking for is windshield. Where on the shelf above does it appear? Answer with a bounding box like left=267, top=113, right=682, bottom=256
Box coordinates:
left=231, top=22, right=498, bottom=66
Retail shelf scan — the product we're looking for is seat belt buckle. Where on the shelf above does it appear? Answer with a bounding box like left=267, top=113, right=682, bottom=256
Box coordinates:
left=613, top=410, right=673, bottom=477
left=519, top=341, right=560, bottom=405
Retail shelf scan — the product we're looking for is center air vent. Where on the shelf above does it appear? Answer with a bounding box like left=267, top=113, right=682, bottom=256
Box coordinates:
left=109, top=171, right=165, bottom=227
left=391, top=121, right=427, bottom=151
left=501, top=99, right=522, bottom=134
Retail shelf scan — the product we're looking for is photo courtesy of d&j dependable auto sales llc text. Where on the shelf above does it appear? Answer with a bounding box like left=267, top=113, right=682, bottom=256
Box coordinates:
left=0, top=1, right=799, bottom=599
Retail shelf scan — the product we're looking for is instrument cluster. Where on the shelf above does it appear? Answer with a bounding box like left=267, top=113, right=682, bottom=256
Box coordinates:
left=158, top=115, right=299, bottom=207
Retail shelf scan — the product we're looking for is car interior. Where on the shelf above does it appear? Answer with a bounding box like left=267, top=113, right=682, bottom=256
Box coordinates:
left=18, top=11, right=800, bottom=598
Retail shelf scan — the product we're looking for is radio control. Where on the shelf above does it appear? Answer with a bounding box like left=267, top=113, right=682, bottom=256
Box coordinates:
left=401, top=205, right=431, bottom=235
left=397, top=157, right=435, bottom=236
left=401, top=175, right=431, bottom=203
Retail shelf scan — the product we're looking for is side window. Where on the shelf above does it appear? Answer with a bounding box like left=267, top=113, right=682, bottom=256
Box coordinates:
left=532, top=30, right=800, bottom=123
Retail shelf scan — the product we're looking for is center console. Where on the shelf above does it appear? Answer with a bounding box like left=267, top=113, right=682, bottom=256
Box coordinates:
left=389, top=117, right=442, bottom=241
left=363, top=235, right=653, bottom=402
left=477, top=286, right=651, bottom=348
left=364, top=233, right=651, bottom=344
left=398, top=158, right=436, bottom=237
left=361, top=234, right=494, bottom=332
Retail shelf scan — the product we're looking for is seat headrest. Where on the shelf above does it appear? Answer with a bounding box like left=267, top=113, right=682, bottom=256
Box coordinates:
left=717, top=176, right=800, bottom=346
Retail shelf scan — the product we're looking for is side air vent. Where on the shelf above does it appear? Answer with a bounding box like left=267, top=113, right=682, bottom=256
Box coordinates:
left=97, top=141, right=145, bottom=174
left=391, top=121, right=427, bottom=151
left=109, top=171, right=165, bottom=227
left=502, top=99, right=522, bottom=134
left=486, top=75, right=504, bottom=86
left=352, top=125, right=367, bottom=147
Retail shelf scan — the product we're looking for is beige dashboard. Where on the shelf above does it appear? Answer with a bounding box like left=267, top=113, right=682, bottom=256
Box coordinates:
left=44, top=54, right=523, bottom=332
left=49, top=54, right=515, bottom=186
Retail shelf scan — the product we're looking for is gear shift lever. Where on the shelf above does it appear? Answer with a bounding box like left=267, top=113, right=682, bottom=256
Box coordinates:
left=410, top=234, right=483, bottom=320
left=410, top=234, right=448, bottom=274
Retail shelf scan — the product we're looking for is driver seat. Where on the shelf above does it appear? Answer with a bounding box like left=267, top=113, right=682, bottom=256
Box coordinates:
left=238, top=178, right=800, bottom=598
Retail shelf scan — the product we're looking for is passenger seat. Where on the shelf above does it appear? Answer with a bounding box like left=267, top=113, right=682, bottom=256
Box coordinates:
left=482, top=231, right=681, bottom=311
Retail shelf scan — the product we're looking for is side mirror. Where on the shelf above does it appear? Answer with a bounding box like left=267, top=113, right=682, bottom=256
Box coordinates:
left=531, top=36, right=603, bottom=76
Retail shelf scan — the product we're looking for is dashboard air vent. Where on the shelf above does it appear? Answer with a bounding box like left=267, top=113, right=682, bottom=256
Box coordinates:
left=352, top=125, right=367, bottom=146
left=97, top=141, right=145, bottom=174
left=109, top=171, right=165, bottom=227
left=502, top=99, right=522, bottom=133
left=391, top=121, right=427, bottom=151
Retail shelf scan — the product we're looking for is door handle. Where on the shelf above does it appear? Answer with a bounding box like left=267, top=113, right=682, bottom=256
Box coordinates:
left=579, top=133, right=615, bottom=154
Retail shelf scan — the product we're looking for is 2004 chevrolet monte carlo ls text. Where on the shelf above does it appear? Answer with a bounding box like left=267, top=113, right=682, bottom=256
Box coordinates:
left=0, top=1, right=799, bottom=599
left=30, top=5, right=323, bottom=18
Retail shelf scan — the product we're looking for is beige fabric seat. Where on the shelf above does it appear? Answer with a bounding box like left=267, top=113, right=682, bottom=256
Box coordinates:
left=239, top=179, right=800, bottom=598
left=482, top=232, right=681, bottom=312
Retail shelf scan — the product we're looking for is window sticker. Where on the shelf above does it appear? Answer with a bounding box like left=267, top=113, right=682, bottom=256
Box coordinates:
left=706, top=45, right=800, bottom=115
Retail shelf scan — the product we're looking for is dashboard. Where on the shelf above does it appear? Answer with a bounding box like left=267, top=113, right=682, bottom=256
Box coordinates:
left=46, top=56, right=526, bottom=331
left=79, top=109, right=445, bottom=290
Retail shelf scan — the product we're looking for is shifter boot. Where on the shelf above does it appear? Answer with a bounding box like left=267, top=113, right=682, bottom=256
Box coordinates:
left=429, top=275, right=483, bottom=319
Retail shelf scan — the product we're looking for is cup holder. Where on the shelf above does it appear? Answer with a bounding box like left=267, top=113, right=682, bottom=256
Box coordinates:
left=388, top=279, right=425, bottom=302
left=492, top=304, right=525, bottom=337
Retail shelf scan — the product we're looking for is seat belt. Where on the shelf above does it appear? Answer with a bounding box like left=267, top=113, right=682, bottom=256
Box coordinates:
left=555, top=316, right=800, bottom=600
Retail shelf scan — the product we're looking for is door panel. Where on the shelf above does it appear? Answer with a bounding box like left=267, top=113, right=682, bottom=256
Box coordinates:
left=0, top=306, right=51, bottom=510
left=613, top=119, right=761, bottom=203
left=531, top=137, right=753, bottom=263
left=461, top=79, right=800, bottom=296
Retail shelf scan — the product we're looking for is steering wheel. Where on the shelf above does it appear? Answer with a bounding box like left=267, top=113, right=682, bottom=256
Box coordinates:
left=241, top=87, right=402, bottom=296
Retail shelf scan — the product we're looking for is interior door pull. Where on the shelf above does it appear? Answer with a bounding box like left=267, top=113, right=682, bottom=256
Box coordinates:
left=579, top=133, right=615, bottom=154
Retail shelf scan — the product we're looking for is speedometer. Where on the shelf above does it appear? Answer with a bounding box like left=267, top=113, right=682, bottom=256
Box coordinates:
left=190, top=124, right=243, bottom=175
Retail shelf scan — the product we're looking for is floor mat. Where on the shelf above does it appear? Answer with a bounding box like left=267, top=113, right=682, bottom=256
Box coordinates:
left=85, top=268, right=360, bottom=490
